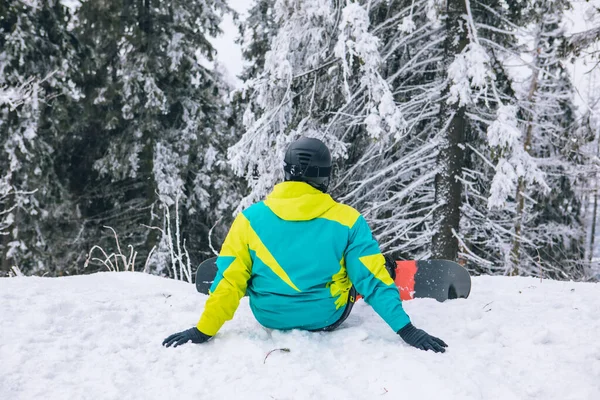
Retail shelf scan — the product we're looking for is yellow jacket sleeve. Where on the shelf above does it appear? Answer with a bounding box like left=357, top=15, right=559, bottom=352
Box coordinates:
left=197, top=213, right=253, bottom=336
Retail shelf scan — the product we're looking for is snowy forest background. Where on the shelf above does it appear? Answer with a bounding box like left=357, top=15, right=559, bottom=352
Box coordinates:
left=1, top=0, right=599, bottom=281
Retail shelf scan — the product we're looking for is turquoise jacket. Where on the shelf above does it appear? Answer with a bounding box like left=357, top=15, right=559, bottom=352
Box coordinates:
left=197, top=181, right=411, bottom=336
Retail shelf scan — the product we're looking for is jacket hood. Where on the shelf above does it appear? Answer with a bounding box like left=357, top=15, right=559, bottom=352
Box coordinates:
left=264, top=181, right=336, bottom=221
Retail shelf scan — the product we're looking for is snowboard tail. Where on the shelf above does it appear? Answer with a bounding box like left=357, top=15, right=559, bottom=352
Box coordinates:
left=394, top=260, right=471, bottom=302
left=195, top=257, right=471, bottom=302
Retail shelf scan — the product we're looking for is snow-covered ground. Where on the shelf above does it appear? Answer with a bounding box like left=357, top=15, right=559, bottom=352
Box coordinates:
left=1, top=273, right=598, bottom=400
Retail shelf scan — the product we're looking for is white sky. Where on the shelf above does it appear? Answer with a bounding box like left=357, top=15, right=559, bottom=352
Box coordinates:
left=209, top=0, right=252, bottom=87
left=564, top=1, right=600, bottom=115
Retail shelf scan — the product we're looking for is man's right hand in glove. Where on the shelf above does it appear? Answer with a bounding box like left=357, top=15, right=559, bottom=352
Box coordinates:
left=398, top=323, right=448, bottom=353
left=162, top=327, right=212, bottom=348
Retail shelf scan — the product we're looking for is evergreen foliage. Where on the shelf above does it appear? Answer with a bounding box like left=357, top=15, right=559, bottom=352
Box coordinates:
left=1, top=0, right=597, bottom=280
left=1, top=0, right=79, bottom=274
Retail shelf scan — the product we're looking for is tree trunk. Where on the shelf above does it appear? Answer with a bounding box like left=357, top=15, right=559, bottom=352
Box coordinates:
left=1, top=231, right=9, bottom=275
left=432, top=0, right=469, bottom=261
left=509, top=43, right=540, bottom=275
left=589, top=136, right=600, bottom=263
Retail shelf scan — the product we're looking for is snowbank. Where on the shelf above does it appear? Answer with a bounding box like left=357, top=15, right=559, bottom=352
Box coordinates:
left=1, top=273, right=598, bottom=400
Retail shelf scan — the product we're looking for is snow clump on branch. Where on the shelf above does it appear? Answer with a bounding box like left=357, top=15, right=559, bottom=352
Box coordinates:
left=334, top=2, right=406, bottom=139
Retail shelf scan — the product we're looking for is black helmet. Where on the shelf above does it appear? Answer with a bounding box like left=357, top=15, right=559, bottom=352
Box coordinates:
left=283, top=137, right=332, bottom=192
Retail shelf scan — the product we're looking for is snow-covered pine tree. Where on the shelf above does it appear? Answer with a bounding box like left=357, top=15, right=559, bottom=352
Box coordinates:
left=228, top=0, right=278, bottom=173
left=429, top=0, right=470, bottom=261
left=231, top=0, right=404, bottom=203
left=450, top=0, right=534, bottom=273
left=369, top=0, right=523, bottom=263
left=371, top=0, right=586, bottom=279
left=67, top=0, right=239, bottom=277
left=0, top=0, right=79, bottom=275
left=509, top=0, right=588, bottom=279
left=456, top=0, right=591, bottom=279
left=234, top=0, right=590, bottom=279
left=567, top=3, right=600, bottom=274
left=583, top=106, right=600, bottom=269
left=359, top=0, right=446, bottom=258
left=231, top=0, right=448, bottom=259
left=238, top=0, right=278, bottom=82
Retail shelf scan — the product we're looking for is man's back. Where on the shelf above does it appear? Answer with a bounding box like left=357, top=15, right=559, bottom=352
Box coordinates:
left=198, top=180, right=412, bottom=335
left=241, top=181, right=358, bottom=330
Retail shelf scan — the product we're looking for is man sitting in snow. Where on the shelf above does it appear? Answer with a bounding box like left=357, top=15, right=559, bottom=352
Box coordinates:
left=163, top=137, right=447, bottom=353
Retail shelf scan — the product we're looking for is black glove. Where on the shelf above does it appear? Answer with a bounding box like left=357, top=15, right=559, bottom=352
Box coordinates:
left=162, top=327, right=212, bottom=348
left=398, top=323, right=447, bottom=353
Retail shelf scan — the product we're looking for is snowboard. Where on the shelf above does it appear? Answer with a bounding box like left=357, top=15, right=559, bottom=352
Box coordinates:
left=195, top=257, right=471, bottom=302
